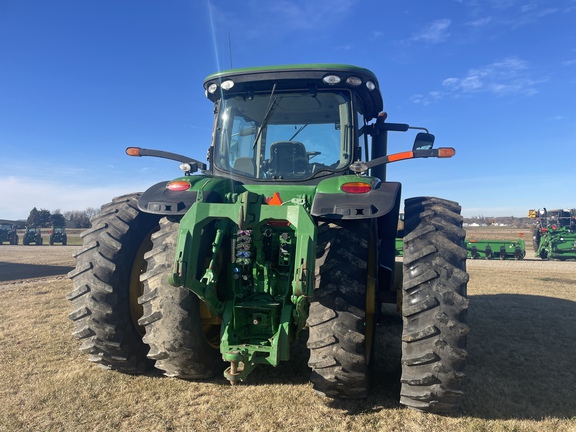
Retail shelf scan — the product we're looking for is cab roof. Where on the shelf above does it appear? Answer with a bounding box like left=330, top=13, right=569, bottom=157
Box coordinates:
left=203, top=64, right=383, bottom=120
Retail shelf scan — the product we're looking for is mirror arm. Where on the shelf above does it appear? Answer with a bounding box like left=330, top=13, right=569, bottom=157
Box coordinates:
left=126, top=147, right=207, bottom=172
left=349, top=148, right=455, bottom=174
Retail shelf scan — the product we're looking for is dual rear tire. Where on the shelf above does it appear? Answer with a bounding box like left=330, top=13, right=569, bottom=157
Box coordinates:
left=67, top=194, right=221, bottom=377
left=68, top=194, right=468, bottom=412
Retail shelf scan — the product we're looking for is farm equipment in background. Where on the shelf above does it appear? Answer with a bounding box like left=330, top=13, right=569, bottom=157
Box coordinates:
left=68, top=64, right=469, bottom=413
left=22, top=226, right=43, bottom=245
left=395, top=236, right=527, bottom=259
left=395, top=238, right=404, bottom=256
left=465, top=238, right=525, bottom=260
left=529, top=208, right=576, bottom=260
left=0, top=223, right=19, bottom=245
left=49, top=226, right=67, bottom=245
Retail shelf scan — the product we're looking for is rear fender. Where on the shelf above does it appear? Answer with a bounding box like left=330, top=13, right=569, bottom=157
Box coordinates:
left=310, top=177, right=401, bottom=220
left=137, top=176, right=229, bottom=216
left=311, top=176, right=402, bottom=294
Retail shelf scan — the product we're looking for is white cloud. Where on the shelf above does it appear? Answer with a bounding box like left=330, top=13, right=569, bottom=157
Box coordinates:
left=442, top=56, right=544, bottom=96
left=465, top=16, right=492, bottom=27
left=411, top=56, right=547, bottom=104
left=212, top=0, right=360, bottom=34
left=410, top=19, right=451, bottom=44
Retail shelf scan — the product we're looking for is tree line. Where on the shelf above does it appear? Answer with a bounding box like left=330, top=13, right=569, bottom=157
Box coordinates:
left=26, top=207, right=100, bottom=228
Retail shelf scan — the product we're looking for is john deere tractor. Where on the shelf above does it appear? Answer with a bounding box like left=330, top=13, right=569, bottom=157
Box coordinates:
left=0, top=223, right=18, bottom=245
left=529, top=208, right=576, bottom=260
left=68, top=64, right=469, bottom=412
left=49, top=226, right=67, bottom=245
left=23, top=226, right=43, bottom=245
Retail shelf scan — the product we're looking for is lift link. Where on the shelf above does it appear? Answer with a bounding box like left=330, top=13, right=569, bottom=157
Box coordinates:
left=190, top=220, right=230, bottom=317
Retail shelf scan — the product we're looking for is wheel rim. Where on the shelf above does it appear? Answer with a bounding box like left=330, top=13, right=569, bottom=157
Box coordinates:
left=365, top=222, right=377, bottom=364
left=199, top=302, right=222, bottom=349
left=129, top=229, right=156, bottom=336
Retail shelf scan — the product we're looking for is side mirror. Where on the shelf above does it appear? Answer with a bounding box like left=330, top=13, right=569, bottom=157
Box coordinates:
left=412, top=133, right=435, bottom=151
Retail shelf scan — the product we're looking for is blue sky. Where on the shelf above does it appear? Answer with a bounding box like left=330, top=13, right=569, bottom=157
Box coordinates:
left=1, top=0, right=575, bottom=220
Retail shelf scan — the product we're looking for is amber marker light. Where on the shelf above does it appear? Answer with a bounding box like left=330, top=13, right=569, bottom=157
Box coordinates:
left=126, top=147, right=142, bottom=157
left=387, top=151, right=414, bottom=163
left=438, top=147, right=456, bottom=158
left=167, top=180, right=191, bottom=191
left=340, top=182, right=372, bottom=194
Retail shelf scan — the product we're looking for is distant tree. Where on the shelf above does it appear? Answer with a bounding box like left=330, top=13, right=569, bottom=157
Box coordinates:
left=37, top=209, right=52, bottom=227
left=85, top=207, right=100, bottom=220
left=27, top=208, right=51, bottom=227
left=51, top=212, right=66, bottom=227
left=63, top=207, right=98, bottom=228
left=27, top=207, right=39, bottom=226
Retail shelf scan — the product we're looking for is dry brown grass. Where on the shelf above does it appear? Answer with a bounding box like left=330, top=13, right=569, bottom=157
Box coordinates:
left=465, top=226, right=532, bottom=243
left=1, top=246, right=576, bottom=431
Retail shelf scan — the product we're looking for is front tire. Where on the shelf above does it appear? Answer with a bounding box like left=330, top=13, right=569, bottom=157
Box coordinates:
left=138, top=217, right=224, bottom=379
left=67, top=193, right=161, bottom=373
left=400, top=197, right=469, bottom=413
left=307, top=220, right=376, bottom=398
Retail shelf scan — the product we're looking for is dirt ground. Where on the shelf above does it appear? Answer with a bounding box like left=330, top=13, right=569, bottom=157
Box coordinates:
left=0, top=245, right=76, bottom=283
left=1, top=232, right=576, bottom=431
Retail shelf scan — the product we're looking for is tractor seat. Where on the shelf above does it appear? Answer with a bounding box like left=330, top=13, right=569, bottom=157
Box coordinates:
left=233, top=157, right=256, bottom=177
left=268, top=141, right=309, bottom=179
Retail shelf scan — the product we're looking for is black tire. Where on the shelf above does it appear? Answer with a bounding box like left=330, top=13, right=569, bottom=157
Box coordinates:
left=138, top=217, right=224, bottom=379
left=307, top=219, right=376, bottom=398
left=67, top=193, right=161, bottom=373
left=539, top=248, right=548, bottom=259
left=532, top=228, right=541, bottom=252
left=400, top=197, right=469, bottom=413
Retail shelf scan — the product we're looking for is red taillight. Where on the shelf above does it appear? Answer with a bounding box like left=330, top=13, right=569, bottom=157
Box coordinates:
left=167, top=180, right=191, bottom=191
left=267, top=220, right=291, bottom=227
left=340, top=182, right=372, bottom=194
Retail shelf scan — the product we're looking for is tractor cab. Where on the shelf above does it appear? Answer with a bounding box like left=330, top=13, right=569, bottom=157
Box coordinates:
left=204, top=65, right=381, bottom=183
left=203, top=65, right=449, bottom=185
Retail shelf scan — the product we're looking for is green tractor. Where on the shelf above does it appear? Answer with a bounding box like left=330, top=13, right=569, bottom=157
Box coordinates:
left=49, top=226, right=67, bottom=245
left=68, top=64, right=469, bottom=412
left=529, top=208, right=576, bottom=260
left=22, top=226, right=43, bottom=245
left=0, top=223, right=19, bottom=245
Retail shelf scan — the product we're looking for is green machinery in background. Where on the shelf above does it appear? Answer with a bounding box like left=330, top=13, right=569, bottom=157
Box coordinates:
left=0, top=223, right=18, bottom=245
left=49, top=226, right=67, bottom=245
left=22, top=226, right=43, bottom=245
left=465, top=238, right=525, bottom=260
left=396, top=236, right=526, bottom=259
left=529, top=208, right=576, bottom=260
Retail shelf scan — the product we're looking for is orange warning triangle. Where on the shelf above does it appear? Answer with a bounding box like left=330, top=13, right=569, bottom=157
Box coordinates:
left=266, top=192, right=283, bottom=206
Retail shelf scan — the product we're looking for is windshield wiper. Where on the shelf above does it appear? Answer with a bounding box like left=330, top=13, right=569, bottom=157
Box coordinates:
left=289, top=124, right=308, bottom=141
left=252, top=83, right=277, bottom=148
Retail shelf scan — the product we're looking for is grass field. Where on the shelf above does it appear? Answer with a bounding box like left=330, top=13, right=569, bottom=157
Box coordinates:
left=1, top=231, right=575, bottom=431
